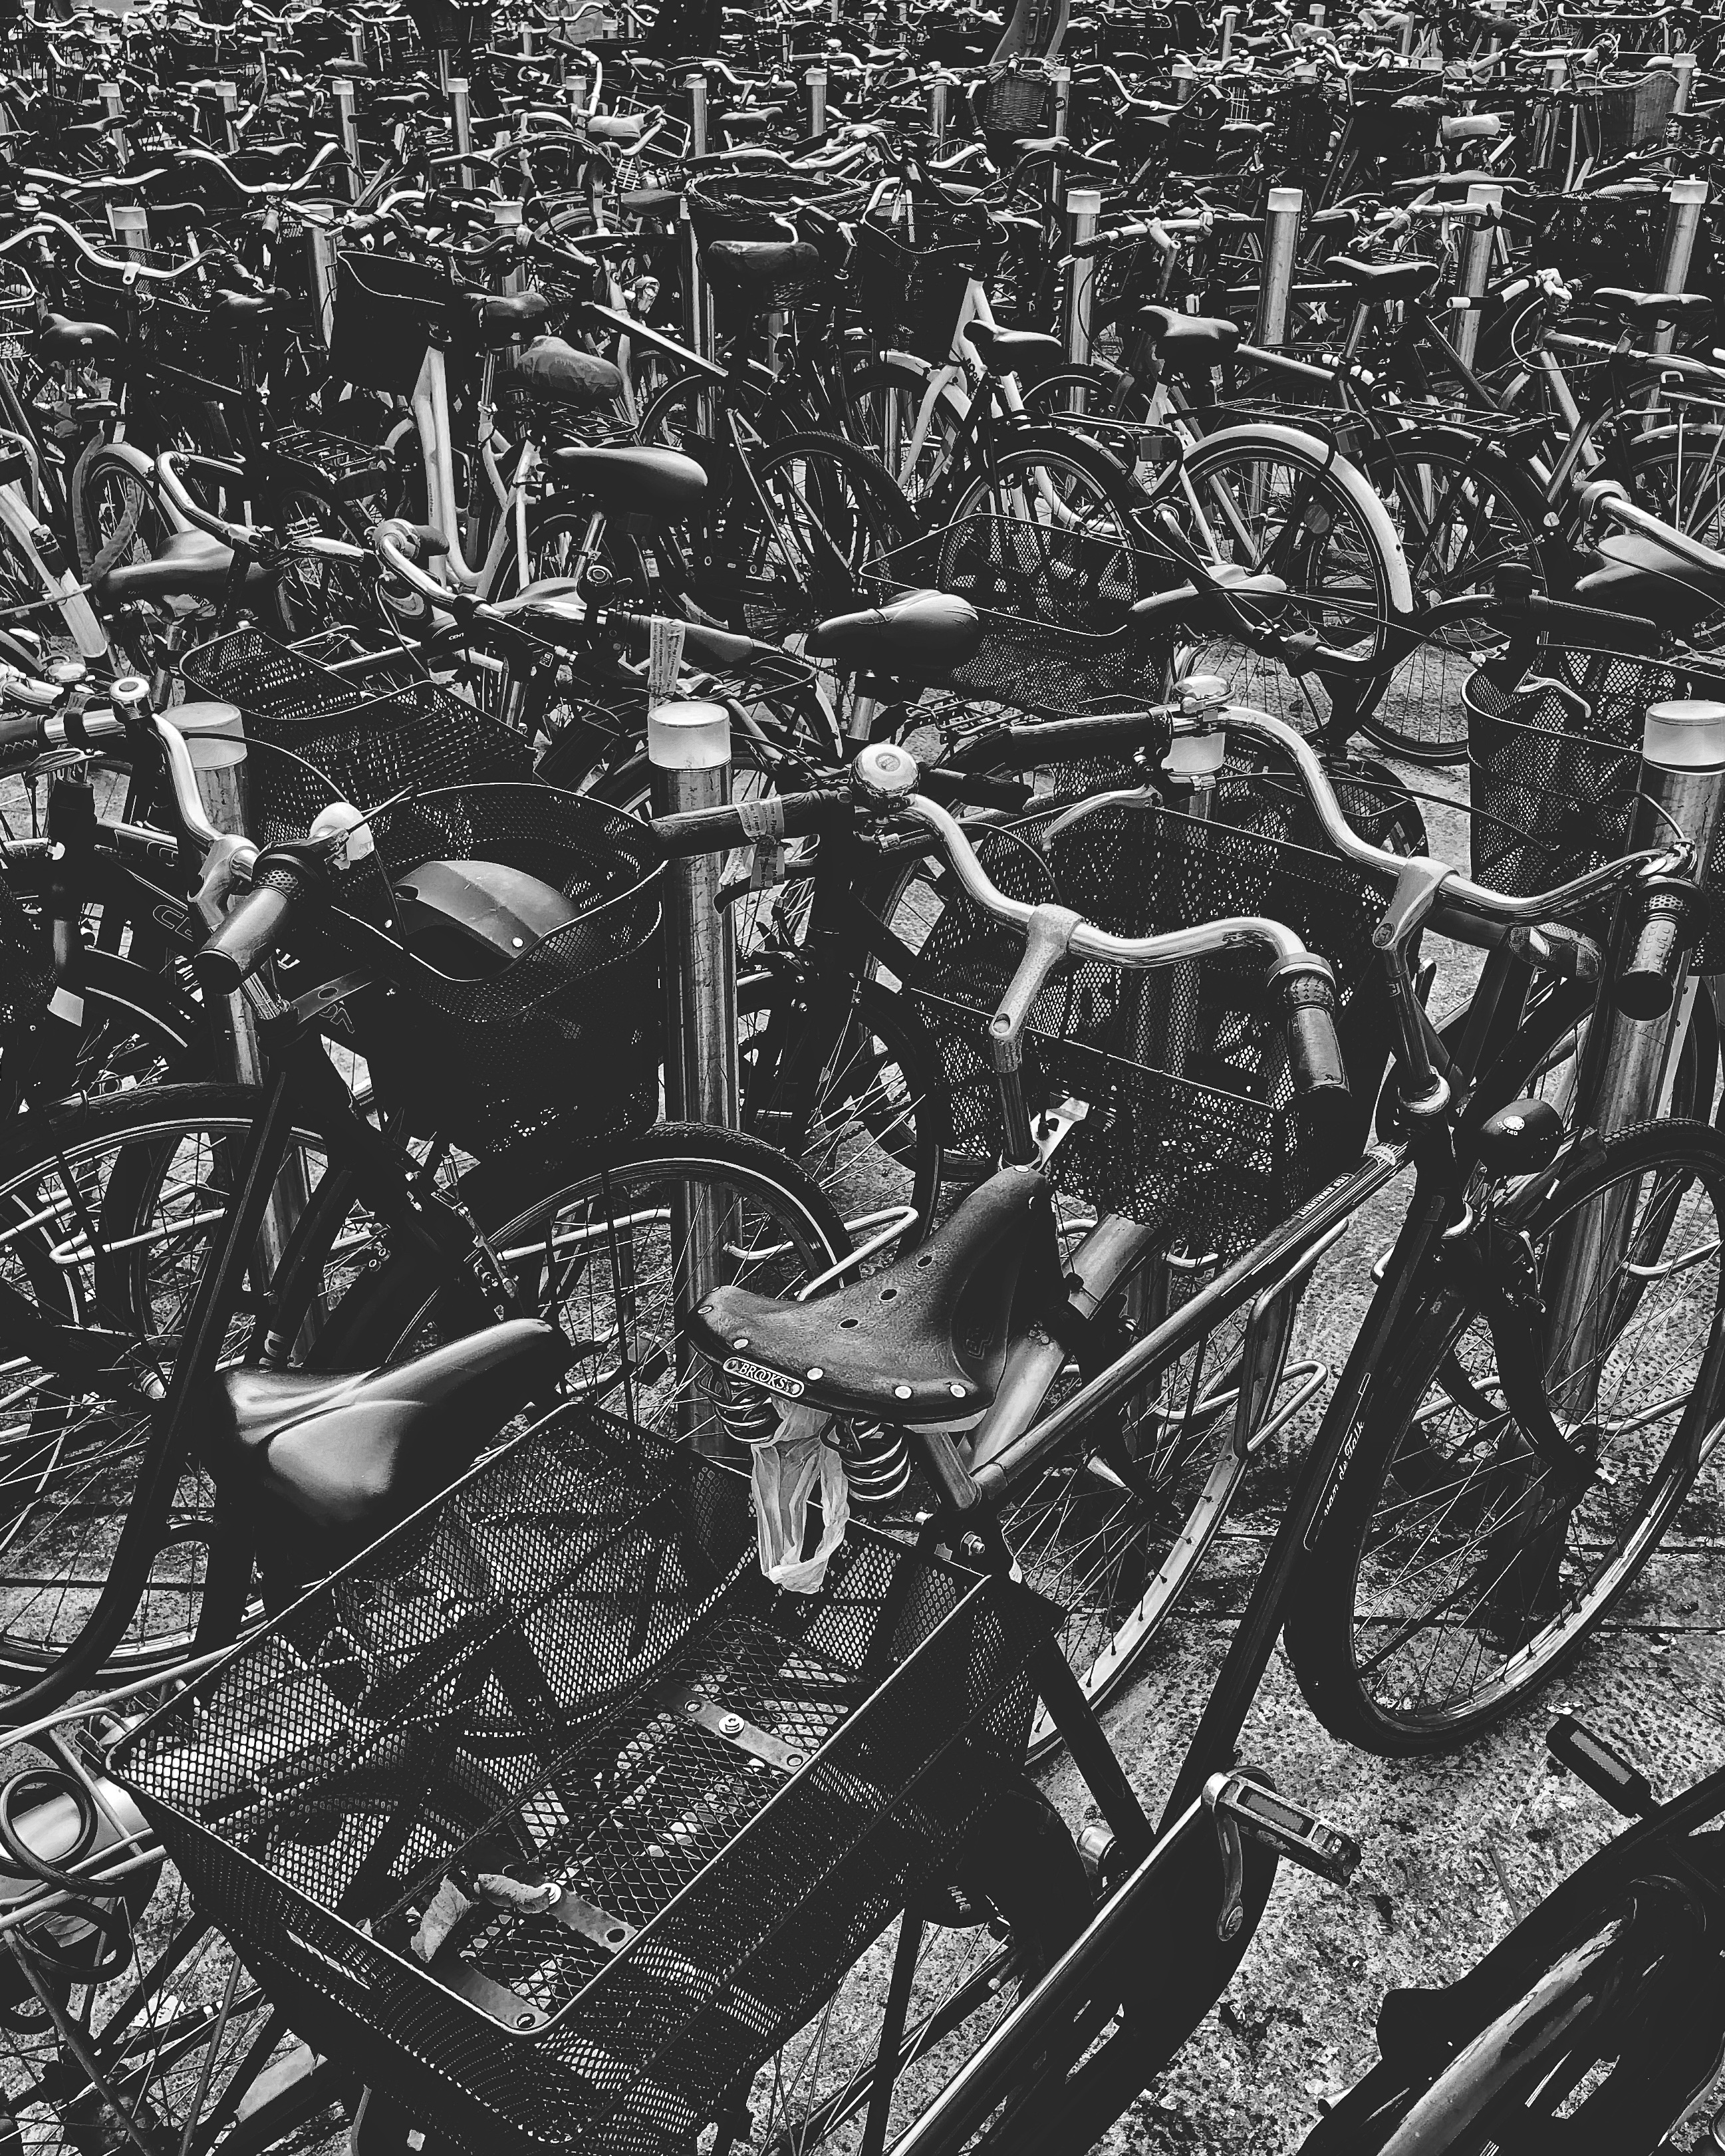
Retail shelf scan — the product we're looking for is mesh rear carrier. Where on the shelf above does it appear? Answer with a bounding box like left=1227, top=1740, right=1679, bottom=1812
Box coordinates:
left=907, top=785, right=1391, bottom=1258
left=114, top=1409, right=1046, bottom=2156
left=1467, top=647, right=1725, bottom=970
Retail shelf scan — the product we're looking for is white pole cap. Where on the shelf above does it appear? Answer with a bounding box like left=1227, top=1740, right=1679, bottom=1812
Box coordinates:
left=1644, top=698, right=1725, bottom=771
left=648, top=700, right=731, bottom=771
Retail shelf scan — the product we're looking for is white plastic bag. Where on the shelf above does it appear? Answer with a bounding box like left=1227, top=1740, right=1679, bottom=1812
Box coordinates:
left=749, top=1401, right=849, bottom=1593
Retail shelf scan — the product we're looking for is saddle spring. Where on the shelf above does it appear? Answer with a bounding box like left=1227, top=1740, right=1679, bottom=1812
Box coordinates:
left=835, top=1420, right=912, bottom=1509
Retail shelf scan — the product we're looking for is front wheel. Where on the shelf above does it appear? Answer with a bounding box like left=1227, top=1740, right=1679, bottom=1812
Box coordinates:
left=1287, top=1120, right=1725, bottom=1753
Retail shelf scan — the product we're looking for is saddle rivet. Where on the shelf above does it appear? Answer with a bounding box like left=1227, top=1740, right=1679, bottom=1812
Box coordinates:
left=807, top=1366, right=823, bottom=1380
left=894, top=1384, right=913, bottom=1401
left=733, top=1337, right=749, bottom=1349
left=950, top=1383, right=967, bottom=1398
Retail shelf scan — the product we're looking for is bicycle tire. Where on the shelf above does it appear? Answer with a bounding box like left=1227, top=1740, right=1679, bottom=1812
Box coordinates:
left=1355, top=426, right=1554, bottom=764
left=1287, top=1118, right=1725, bottom=1753
left=1172, top=422, right=1412, bottom=737
left=0, top=1082, right=391, bottom=1706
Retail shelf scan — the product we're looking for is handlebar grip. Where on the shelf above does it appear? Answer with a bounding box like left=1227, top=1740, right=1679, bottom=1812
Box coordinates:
left=1613, top=876, right=1704, bottom=1020
left=1267, top=956, right=1351, bottom=1149
left=195, top=855, right=319, bottom=996
left=992, top=708, right=1176, bottom=767
left=652, top=787, right=846, bottom=859
left=1528, top=591, right=1660, bottom=652
left=920, top=767, right=1034, bottom=812
left=0, top=714, right=43, bottom=758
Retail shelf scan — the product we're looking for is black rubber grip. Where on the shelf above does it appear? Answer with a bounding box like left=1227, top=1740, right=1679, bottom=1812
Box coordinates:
left=1613, top=876, right=1703, bottom=1021
left=1268, top=959, right=1351, bottom=1154
left=989, top=708, right=1176, bottom=767
left=652, top=787, right=847, bottom=859
left=1527, top=592, right=1660, bottom=652
left=609, top=609, right=757, bottom=672
left=0, top=714, right=43, bottom=759
left=195, top=859, right=315, bottom=995
left=920, top=767, right=1033, bottom=811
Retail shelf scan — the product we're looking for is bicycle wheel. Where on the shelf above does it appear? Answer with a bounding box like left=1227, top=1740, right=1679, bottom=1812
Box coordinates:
left=0, top=1084, right=390, bottom=1694
left=1629, top=422, right=1725, bottom=555
left=719, top=430, right=917, bottom=645
left=1359, top=428, right=1552, bottom=764
left=845, top=354, right=969, bottom=504
left=0, top=1839, right=356, bottom=2155
left=944, top=428, right=1147, bottom=624
left=1169, top=424, right=1411, bottom=728
left=1287, top=1119, right=1725, bottom=1752
left=321, top=1125, right=855, bottom=1439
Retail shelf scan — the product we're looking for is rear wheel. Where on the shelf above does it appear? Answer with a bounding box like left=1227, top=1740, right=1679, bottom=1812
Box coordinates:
left=1287, top=1121, right=1725, bottom=1752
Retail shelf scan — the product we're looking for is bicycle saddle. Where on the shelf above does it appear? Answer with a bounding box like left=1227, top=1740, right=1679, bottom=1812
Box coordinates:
left=1574, top=533, right=1725, bottom=630
left=1134, top=305, right=1240, bottom=364
left=551, top=442, right=707, bottom=515
left=807, top=590, right=982, bottom=681
left=620, top=186, right=682, bottom=215
left=1325, top=256, right=1441, bottom=303
left=470, top=289, right=551, bottom=346
left=202, top=1318, right=567, bottom=1539
left=94, top=528, right=276, bottom=608
left=1594, top=287, right=1711, bottom=326
left=209, top=288, right=273, bottom=337
left=37, top=313, right=119, bottom=361
left=964, top=321, right=1064, bottom=374
left=510, top=335, right=624, bottom=408
left=686, top=1169, right=1058, bottom=1424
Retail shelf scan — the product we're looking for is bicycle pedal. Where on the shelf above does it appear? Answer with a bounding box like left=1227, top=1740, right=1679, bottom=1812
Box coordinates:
left=1205, top=1772, right=1362, bottom=1889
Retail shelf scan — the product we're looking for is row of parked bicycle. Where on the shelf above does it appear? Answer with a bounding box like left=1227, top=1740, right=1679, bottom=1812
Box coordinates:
left=0, top=0, right=1720, bottom=2147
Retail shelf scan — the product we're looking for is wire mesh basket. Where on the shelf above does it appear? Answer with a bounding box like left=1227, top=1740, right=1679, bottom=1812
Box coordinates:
left=852, top=200, right=991, bottom=362
left=684, top=172, right=867, bottom=248
left=1466, top=646, right=1725, bottom=968
left=906, top=788, right=1391, bottom=1253
left=113, top=1406, right=1048, bottom=2156
left=328, top=253, right=454, bottom=396
left=179, top=630, right=535, bottom=845
left=178, top=634, right=659, bottom=1150
left=0, top=870, right=51, bottom=1063
left=876, top=515, right=1147, bottom=718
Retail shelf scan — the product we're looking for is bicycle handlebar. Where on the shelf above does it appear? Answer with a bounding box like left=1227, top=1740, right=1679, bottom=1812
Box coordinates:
left=194, top=849, right=320, bottom=994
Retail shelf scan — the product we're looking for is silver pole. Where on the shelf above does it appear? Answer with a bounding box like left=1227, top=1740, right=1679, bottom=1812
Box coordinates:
left=1451, top=183, right=1502, bottom=370
left=1672, top=51, right=1695, bottom=115
left=1065, top=184, right=1101, bottom=390
left=650, top=701, right=739, bottom=1456
left=1219, top=7, right=1238, bottom=59
left=685, top=68, right=707, bottom=157
left=1653, top=178, right=1707, bottom=356
left=306, top=217, right=339, bottom=349
left=215, top=80, right=238, bottom=156
left=1547, top=700, right=1725, bottom=1415
left=928, top=69, right=949, bottom=150
left=448, top=75, right=474, bottom=190
left=807, top=65, right=827, bottom=138
left=1254, top=187, right=1302, bottom=348
left=1050, top=62, right=1071, bottom=139
left=332, top=79, right=361, bottom=200
left=1172, top=57, right=1196, bottom=102
left=349, top=23, right=365, bottom=63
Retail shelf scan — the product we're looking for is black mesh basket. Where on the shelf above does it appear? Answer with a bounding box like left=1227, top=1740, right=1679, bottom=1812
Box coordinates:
left=876, top=515, right=1146, bottom=717
left=329, top=253, right=454, bottom=396
left=180, top=630, right=535, bottom=847
left=0, top=871, right=51, bottom=1063
left=1466, top=647, right=1725, bottom=970
left=344, top=783, right=662, bottom=1150
left=178, top=634, right=659, bottom=1150
left=853, top=201, right=991, bottom=362
left=906, top=788, right=1391, bottom=1256
left=113, top=1407, right=1048, bottom=2156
